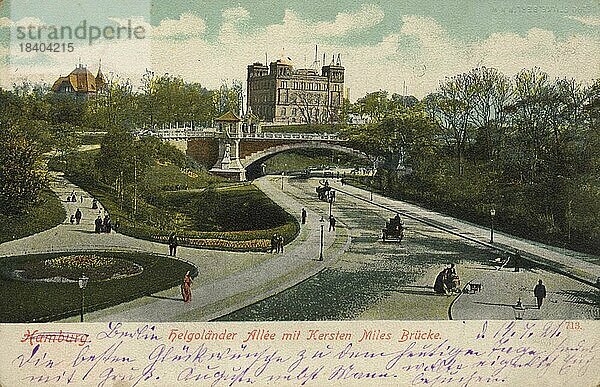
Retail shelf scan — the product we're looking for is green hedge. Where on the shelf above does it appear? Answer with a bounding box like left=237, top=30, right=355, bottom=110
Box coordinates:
left=0, top=189, right=65, bottom=244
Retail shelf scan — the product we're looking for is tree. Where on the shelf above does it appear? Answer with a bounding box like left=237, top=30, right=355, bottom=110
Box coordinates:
left=506, top=68, right=558, bottom=183
left=0, top=125, right=46, bottom=216
left=214, top=80, right=242, bottom=116
left=291, top=90, right=328, bottom=124
left=425, top=73, right=475, bottom=175
left=353, top=90, right=389, bottom=123
left=468, top=67, right=513, bottom=161
left=139, top=71, right=217, bottom=127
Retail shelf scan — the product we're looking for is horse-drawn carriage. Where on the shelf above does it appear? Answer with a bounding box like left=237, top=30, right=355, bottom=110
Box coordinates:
left=316, top=184, right=332, bottom=201
left=382, top=214, right=404, bottom=242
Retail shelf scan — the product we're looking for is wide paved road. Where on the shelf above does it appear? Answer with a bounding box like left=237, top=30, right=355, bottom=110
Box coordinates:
left=5, top=173, right=596, bottom=321
left=220, top=177, right=599, bottom=321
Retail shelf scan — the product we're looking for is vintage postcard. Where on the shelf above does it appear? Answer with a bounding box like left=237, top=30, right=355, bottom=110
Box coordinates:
left=0, top=0, right=598, bottom=386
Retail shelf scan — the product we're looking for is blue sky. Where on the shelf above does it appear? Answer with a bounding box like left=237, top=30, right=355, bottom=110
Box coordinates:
left=149, top=0, right=597, bottom=42
left=1, top=0, right=598, bottom=98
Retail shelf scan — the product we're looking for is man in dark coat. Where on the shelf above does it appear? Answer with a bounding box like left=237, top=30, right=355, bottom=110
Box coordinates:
left=301, top=208, right=307, bottom=225
left=94, top=216, right=103, bottom=233
left=168, top=233, right=178, bottom=256
left=433, top=270, right=447, bottom=294
left=534, top=279, right=547, bottom=309
left=75, top=208, right=82, bottom=225
left=329, top=215, right=336, bottom=231
left=103, top=215, right=112, bottom=233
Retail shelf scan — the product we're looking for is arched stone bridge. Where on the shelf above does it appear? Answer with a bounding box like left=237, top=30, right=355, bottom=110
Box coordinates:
left=153, top=116, right=367, bottom=181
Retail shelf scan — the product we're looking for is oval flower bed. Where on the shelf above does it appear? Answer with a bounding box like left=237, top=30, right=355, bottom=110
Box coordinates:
left=14, top=254, right=142, bottom=282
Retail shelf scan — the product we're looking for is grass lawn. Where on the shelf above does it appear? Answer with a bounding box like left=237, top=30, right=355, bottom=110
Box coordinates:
left=0, top=189, right=65, bottom=244
left=160, top=185, right=293, bottom=231
left=264, top=149, right=370, bottom=173
left=54, top=151, right=300, bottom=250
left=142, top=162, right=225, bottom=191
left=0, top=251, right=195, bottom=322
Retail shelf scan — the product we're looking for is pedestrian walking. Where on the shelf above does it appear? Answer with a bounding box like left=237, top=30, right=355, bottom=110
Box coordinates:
left=534, top=279, right=546, bottom=309
left=92, top=198, right=98, bottom=209
left=75, top=208, right=82, bottom=225
left=514, top=253, right=521, bottom=272
left=94, top=215, right=103, bottom=233
left=168, top=232, right=178, bottom=256
left=181, top=271, right=193, bottom=303
left=70, top=214, right=75, bottom=224
left=103, top=215, right=112, bottom=233
left=270, top=234, right=278, bottom=253
left=301, top=208, right=307, bottom=225
left=329, top=215, right=336, bottom=231
left=80, top=195, right=84, bottom=203
left=277, top=235, right=284, bottom=253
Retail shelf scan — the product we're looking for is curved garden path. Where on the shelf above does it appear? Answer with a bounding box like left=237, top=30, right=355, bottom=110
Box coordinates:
left=0, top=172, right=350, bottom=322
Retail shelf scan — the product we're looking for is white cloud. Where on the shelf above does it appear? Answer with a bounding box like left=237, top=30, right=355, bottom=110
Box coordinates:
left=13, top=17, right=44, bottom=27
left=151, top=13, right=206, bottom=39
left=3, top=9, right=599, bottom=99
left=566, top=16, right=600, bottom=26
left=222, top=7, right=250, bottom=22
left=0, top=16, right=13, bottom=27
left=313, top=4, right=384, bottom=37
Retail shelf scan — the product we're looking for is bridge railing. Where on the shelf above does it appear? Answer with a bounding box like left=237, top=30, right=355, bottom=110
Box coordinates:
left=235, top=132, right=343, bottom=141
left=153, top=127, right=345, bottom=142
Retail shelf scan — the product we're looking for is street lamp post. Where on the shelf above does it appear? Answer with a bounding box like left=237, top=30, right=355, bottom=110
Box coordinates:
left=490, top=208, right=496, bottom=243
left=281, top=171, right=284, bottom=190
left=513, top=298, right=525, bottom=320
left=78, top=274, right=89, bottom=322
left=319, top=216, right=325, bottom=261
left=329, top=194, right=333, bottom=218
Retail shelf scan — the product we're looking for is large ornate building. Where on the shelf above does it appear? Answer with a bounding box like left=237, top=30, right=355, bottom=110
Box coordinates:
left=246, top=52, right=345, bottom=124
left=51, top=63, right=106, bottom=97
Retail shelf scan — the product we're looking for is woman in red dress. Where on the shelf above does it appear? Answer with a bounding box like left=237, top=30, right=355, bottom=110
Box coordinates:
left=181, top=271, right=192, bottom=303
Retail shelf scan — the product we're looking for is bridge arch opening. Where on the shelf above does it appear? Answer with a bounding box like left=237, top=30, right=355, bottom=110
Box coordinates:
left=243, top=143, right=370, bottom=180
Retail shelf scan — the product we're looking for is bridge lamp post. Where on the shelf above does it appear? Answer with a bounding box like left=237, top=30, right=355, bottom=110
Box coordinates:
left=281, top=171, right=285, bottom=190
left=78, top=274, right=89, bottom=322
left=319, top=216, right=325, bottom=261
left=490, top=208, right=496, bottom=243
left=329, top=193, right=333, bottom=218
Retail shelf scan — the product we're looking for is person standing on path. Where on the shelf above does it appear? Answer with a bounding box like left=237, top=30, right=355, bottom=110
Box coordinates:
left=181, top=271, right=193, bottom=303
left=277, top=235, right=284, bottom=253
left=94, top=215, right=103, bottom=233
left=301, top=208, right=307, bottom=225
left=514, top=253, right=521, bottom=272
left=534, top=279, right=547, bottom=309
left=168, top=233, right=178, bottom=256
left=103, top=215, right=112, bottom=233
left=270, top=234, right=278, bottom=253
left=75, top=208, right=82, bottom=225
left=329, top=215, right=336, bottom=231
